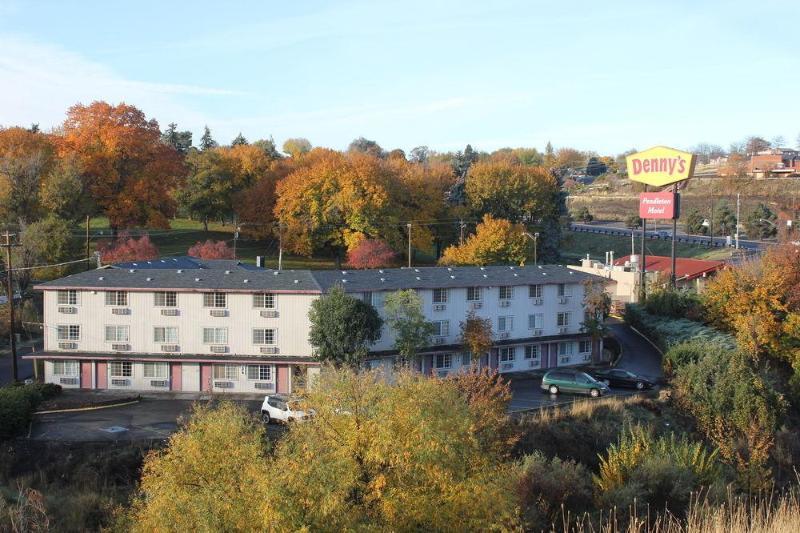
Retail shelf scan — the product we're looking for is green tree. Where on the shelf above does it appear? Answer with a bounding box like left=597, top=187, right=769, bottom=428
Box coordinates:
left=265, top=368, right=520, bottom=530
left=124, top=402, right=270, bottom=532
left=383, top=289, right=435, bottom=364
left=40, top=156, right=90, bottom=221
left=308, top=285, right=382, bottom=367
left=178, top=150, right=236, bottom=231
left=348, top=136, right=384, bottom=158
left=252, top=137, right=281, bottom=160
left=585, top=156, right=607, bottom=176
left=160, top=123, right=193, bottom=154
left=230, top=132, right=248, bottom=146
left=544, top=141, right=555, bottom=167
left=573, top=206, right=593, bottom=223
left=282, top=137, right=312, bottom=158
left=199, top=125, right=217, bottom=151
left=624, top=214, right=642, bottom=229
left=745, top=203, right=777, bottom=239
left=14, top=215, right=79, bottom=292
left=713, top=200, right=737, bottom=236
left=684, top=208, right=706, bottom=235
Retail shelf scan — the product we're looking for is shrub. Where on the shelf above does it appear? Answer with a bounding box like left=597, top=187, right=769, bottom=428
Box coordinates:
left=33, top=383, right=62, bottom=401
left=645, top=288, right=703, bottom=320
left=624, top=303, right=735, bottom=354
left=345, top=238, right=397, bottom=269
left=98, top=233, right=159, bottom=263
left=0, top=385, right=47, bottom=440
left=517, top=452, right=593, bottom=530
left=187, top=239, right=234, bottom=259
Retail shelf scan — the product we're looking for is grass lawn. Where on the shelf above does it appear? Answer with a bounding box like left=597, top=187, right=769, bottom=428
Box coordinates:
left=561, top=230, right=732, bottom=264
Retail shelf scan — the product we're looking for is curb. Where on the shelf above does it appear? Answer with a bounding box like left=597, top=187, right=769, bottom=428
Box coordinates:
left=34, top=398, right=141, bottom=415
left=627, top=325, right=664, bottom=356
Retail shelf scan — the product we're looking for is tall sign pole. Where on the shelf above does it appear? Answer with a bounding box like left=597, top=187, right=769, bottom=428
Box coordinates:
left=626, top=146, right=696, bottom=298
left=1, top=232, right=20, bottom=382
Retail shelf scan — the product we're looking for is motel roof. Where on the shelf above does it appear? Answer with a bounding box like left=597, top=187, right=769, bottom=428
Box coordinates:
left=35, top=257, right=603, bottom=293
left=613, top=255, right=725, bottom=281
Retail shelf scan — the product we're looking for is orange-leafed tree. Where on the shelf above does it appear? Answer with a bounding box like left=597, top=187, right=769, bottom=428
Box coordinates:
left=58, top=101, right=184, bottom=232
left=346, top=238, right=397, bottom=269
left=458, top=310, right=493, bottom=362
left=98, top=233, right=159, bottom=264
left=0, top=126, right=56, bottom=224
left=187, top=240, right=234, bottom=259
left=439, top=214, right=530, bottom=266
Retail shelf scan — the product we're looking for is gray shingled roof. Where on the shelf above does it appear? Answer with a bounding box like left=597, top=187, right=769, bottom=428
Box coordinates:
left=35, top=259, right=601, bottom=292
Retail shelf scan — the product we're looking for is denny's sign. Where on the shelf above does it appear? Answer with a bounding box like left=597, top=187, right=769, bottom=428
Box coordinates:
left=625, top=146, right=696, bottom=187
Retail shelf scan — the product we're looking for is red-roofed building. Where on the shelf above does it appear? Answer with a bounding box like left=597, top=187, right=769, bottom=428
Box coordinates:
left=613, top=255, right=725, bottom=290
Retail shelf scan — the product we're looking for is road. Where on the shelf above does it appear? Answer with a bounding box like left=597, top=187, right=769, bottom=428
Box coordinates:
left=570, top=222, right=768, bottom=252
left=29, top=324, right=663, bottom=439
left=0, top=346, right=35, bottom=386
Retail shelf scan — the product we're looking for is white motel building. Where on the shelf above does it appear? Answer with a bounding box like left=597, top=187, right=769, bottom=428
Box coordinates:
left=25, top=257, right=606, bottom=395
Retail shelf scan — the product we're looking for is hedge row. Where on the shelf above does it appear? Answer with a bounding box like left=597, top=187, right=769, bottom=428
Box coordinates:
left=624, top=303, right=735, bottom=356
left=0, top=383, right=61, bottom=440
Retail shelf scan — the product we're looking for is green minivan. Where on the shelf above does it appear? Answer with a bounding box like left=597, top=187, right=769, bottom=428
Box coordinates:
left=541, top=369, right=609, bottom=398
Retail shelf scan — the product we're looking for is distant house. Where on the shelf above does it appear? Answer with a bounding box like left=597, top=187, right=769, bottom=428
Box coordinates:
left=749, top=149, right=800, bottom=178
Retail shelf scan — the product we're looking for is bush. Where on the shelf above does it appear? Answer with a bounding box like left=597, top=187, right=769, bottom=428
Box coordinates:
left=517, top=452, right=593, bottom=530
left=33, top=383, right=62, bottom=401
left=645, top=288, right=703, bottom=320
left=624, top=303, right=735, bottom=354
left=0, top=384, right=61, bottom=440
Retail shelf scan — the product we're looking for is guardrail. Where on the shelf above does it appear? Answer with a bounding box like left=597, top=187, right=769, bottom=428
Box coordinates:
left=568, top=224, right=748, bottom=249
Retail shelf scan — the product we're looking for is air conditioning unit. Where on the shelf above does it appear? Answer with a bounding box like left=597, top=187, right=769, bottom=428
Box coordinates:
left=58, top=342, right=78, bottom=350
left=254, top=382, right=275, bottom=391
left=209, top=309, right=228, bottom=317
left=59, top=377, right=79, bottom=385
left=470, top=301, right=482, bottom=310
left=499, top=300, right=511, bottom=307
left=150, top=380, right=169, bottom=388
left=214, top=381, right=234, bottom=389
left=436, top=370, right=449, bottom=378
left=161, top=308, right=180, bottom=316
left=497, top=331, right=510, bottom=339
left=558, top=297, right=569, bottom=304
left=433, top=337, right=446, bottom=345
left=111, top=343, right=130, bottom=351
left=532, top=328, right=543, bottom=336
left=161, top=344, right=180, bottom=352
left=260, top=310, right=279, bottom=318
left=532, top=298, right=543, bottom=306
left=260, top=346, right=280, bottom=354
left=500, top=363, right=514, bottom=371
left=559, top=356, right=570, bottom=364
left=558, top=326, right=568, bottom=334
left=528, top=360, right=539, bottom=368
left=58, top=306, right=77, bottom=314
left=583, top=354, right=591, bottom=362
left=433, top=304, right=446, bottom=312
left=210, top=345, right=228, bottom=353
left=111, top=379, right=130, bottom=387
left=111, top=308, right=131, bottom=315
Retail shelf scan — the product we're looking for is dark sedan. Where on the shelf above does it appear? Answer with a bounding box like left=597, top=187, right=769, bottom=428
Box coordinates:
left=590, top=369, right=654, bottom=390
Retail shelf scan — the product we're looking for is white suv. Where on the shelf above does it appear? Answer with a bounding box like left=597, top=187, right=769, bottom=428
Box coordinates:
left=260, top=394, right=311, bottom=424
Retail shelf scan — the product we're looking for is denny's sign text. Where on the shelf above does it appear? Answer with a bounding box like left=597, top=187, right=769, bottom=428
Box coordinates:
left=625, top=146, right=696, bottom=187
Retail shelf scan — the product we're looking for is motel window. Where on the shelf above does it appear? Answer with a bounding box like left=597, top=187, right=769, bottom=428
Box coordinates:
left=466, top=287, right=482, bottom=301
left=203, top=327, right=228, bottom=344
left=105, top=325, right=130, bottom=343
left=57, top=290, right=79, bottom=306
left=252, top=328, right=277, bottom=345
left=105, top=291, right=127, bottom=306
left=579, top=340, right=592, bottom=354
left=203, top=292, right=227, bottom=308
left=360, top=292, right=373, bottom=306
left=143, top=362, right=168, bottom=378
left=528, top=285, right=542, bottom=298
left=110, top=361, right=132, bottom=377
left=434, top=353, right=452, bottom=369
left=498, top=316, right=513, bottom=332
left=247, top=365, right=272, bottom=381
left=154, top=292, right=177, bottom=307
left=524, top=345, right=540, bottom=360
left=461, top=353, right=472, bottom=366
left=154, top=326, right=179, bottom=343
left=57, top=325, right=80, bottom=341
left=499, top=347, right=515, bottom=362
left=557, top=312, right=571, bottom=327
left=432, top=288, right=448, bottom=304
left=213, top=364, right=239, bottom=380
left=53, top=360, right=79, bottom=376
left=557, top=284, right=572, bottom=297
left=432, top=320, right=450, bottom=337
left=498, top=286, right=513, bottom=300
left=253, top=293, right=276, bottom=309
left=558, top=342, right=575, bottom=356
left=528, top=314, right=543, bottom=330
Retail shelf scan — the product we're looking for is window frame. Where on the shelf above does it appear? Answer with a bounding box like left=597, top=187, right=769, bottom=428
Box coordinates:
left=557, top=312, right=572, bottom=327
left=57, top=324, right=80, bottom=341
left=53, top=360, right=79, bottom=376
left=143, top=362, right=168, bottom=378
left=434, top=353, right=452, bottom=369
left=213, top=364, right=239, bottom=380
left=203, top=292, right=227, bottom=308
left=499, top=347, right=515, bottom=362
left=432, top=288, right=448, bottom=304
left=524, top=345, right=540, bottom=360
left=57, top=290, right=79, bottom=306
left=579, top=340, right=592, bottom=354
left=247, top=364, right=272, bottom=381
left=109, top=361, right=132, bottom=377
left=557, top=283, right=573, bottom=297
left=104, top=291, right=128, bottom=306
left=253, top=293, right=276, bottom=309
left=498, top=315, right=514, bottom=332
left=528, top=284, right=542, bottom=298
left=104, top=325, right=130, bottom=343
left=558, top=342, right=575, bottom=356
left=154, top=291, right=177, bottom=307
left=466, top=286, right=482, bottom=302
left=252, top=328, right=277, bottom=345
left=432, top=320, right=450, bottom=337
left=153, top=326, right=179, bottom=344
left=528, top=313, right=543, bottom=330
left=202, top=327, right=228, bottom=345
left=498, top=286, right=513, bottom=300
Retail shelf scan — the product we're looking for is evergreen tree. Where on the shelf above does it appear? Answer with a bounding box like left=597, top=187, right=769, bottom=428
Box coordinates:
left=544, top=141, right=555, bottom=167
left=745, top=203, right=777, bottom=239
left=231, top=132, right=248, bottom=146
left=199, top=126, right=218, bottom=151
left=161, top=122, right=193, bottom=154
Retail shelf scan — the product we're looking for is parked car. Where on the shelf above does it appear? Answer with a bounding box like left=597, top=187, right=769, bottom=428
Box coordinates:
left=590, top=369, right=654, bottom=390
left=261, top=394, right=312, bottom=424
left=541, top=369, right=609, bottom=398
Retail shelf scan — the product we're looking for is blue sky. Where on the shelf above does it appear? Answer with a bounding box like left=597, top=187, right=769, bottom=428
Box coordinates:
left=1, top=0, right=798, bottom=154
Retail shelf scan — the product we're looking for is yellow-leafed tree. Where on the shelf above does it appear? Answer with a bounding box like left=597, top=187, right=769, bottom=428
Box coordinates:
left=439, top=214, right=530, bottom=266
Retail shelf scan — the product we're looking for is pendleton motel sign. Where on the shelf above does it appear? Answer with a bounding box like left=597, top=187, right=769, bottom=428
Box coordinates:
left=626, top=146, right=697, bottom=220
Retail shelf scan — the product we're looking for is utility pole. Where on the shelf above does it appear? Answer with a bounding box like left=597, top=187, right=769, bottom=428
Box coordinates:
left=670, top=183, right=678, bottom=289
left=459, top=219, right=465, bottom=245
left=735, top=193, right=741, bottom=250
left=533, top=232, right=539, bottom=266
left=277, top=221, right=283, bottom=271
left=639, top=186, right=648, bottom=302
left=233, top=216, right=239, bottom=260
left=1, top=232, right=19, bottom=383
left=407, top=223, right=412, bottom=268
left=85, top=215, right=91, bottom=270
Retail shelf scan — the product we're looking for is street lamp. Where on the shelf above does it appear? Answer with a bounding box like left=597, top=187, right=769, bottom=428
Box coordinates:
left=702, top=218, right=713, bottom=248
left=524, top=232, right=540, bottom=265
